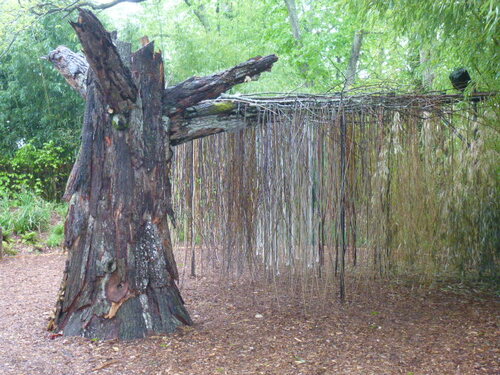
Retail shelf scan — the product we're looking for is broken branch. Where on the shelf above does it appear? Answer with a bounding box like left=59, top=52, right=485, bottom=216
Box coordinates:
left=71, top=9, right=137, bottom=113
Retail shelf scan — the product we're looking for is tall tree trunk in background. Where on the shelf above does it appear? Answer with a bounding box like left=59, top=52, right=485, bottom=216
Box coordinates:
left=46, top=9, right=277, bottom=340
left=344, top=30, right=365, bottom=90
left=184, top=0, right=211, bottom=31
left=284, top=0, right=311, bottom=84
left=420, top=49, right=434, bottom=90
left=284, top=0, right=302, bottom=41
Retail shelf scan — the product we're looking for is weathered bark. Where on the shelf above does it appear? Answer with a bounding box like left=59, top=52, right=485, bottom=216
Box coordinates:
left=164, top=54, right=278, bottom=118
left=70, top=11, right=137, bottom=113
left=44, top=46, right=88, bottom=98
left=46, top=9, right=277, bottom=340
left=47, top=45, right=277, bottom=147
left=48, top=19, right=188, bottom=339
left=169, top=104, right=256, bottom=145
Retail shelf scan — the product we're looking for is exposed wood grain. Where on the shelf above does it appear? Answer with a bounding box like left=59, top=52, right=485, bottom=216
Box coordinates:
left=71, top=8, right=137, bottom=113
left=45, top=46, right=88, bottom=98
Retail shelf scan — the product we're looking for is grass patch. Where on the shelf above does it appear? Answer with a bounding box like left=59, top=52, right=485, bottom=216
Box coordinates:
left=21, top=231, right=38, bottom=244
left=46, top=223, right=64, bottom=248
left=0, top=191, right=61, bottom=235
left=2, top=241, right=18, bottom=256
left=0, top=191, right=67, bottom=255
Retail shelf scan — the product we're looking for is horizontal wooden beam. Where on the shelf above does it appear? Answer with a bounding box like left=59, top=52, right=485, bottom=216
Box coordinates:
left=47, top=39, right=493, bottom=148
left=168, top=99, right=257, bottom=145
left=163, top=54, right=278, bottom=118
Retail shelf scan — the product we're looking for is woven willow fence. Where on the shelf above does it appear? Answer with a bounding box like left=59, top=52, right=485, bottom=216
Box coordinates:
left=171, top=92, right=498, bottom=298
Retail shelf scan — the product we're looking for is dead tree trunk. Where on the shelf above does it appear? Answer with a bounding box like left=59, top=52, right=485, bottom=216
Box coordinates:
left=46, top=9, right=277, bottom=340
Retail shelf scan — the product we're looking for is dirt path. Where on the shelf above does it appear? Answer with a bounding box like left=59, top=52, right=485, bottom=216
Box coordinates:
left=0, top=252, right=498, bottom=375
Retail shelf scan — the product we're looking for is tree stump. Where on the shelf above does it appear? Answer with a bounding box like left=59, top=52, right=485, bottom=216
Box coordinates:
left=46, top=9, right=277, bottom=340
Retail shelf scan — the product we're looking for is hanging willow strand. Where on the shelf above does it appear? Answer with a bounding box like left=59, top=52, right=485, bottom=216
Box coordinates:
left=171, top=91, right=498, bottom=300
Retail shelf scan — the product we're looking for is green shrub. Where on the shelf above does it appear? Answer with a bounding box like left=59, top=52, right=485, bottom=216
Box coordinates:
left=21, top=231, right=38, bottom=244
left=54, top=203, right=68, bottom=218
left=0, top=141, right=73, bottom=201
left=1, top=227, right=12, bottom=242
left=46, top=223, right=64, bottom=248
left=2, top=241, right=18, bottom=256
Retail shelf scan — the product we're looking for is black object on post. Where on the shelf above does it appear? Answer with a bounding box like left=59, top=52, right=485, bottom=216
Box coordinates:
left=449, top=68, right=471, bottom=91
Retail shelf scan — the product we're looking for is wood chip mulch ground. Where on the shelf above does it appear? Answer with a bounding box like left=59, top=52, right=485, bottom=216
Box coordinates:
left=0, top=250, right=498, bottom=375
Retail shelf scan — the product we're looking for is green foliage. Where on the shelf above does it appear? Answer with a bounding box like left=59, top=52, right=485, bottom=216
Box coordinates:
left=2, top=241, right=18, bottom=256
left=127, top=0, right=362, bottom=92
left=1, top=227, right=12, bottom=243
left=0, top=190, right=66, bottom=253
left=0, top=141, right=73, bottom=201
left=46, top=223, right=64, bottom=248
left=0, top=13, right=83, bottom=155
left=54, top=203, right=68, bottom=218
left=346, top=0, right=500, bottom=90
left=21, top=231, right=38, bottom=244
left=115, top=0, right=498, bottom=92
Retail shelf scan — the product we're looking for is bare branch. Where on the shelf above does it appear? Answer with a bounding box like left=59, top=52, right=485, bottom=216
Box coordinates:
left=1, top=1, right=149, bottom=59
left=0, top=12, right=46, bottom=61
left=164, top=54, right=279, bottom=118
left=85, top=0, right=147, bottom=11
left=44, top=46, right=89, bottom=98
left=30, top=0, right=148, bottom=16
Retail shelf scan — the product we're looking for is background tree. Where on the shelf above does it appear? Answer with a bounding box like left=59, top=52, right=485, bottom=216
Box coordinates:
left=0, top=14, right=83, bottom=154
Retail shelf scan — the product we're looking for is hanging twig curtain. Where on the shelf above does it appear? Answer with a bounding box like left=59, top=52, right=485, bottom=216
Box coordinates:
left=171, top=92, right=498, bottom=298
